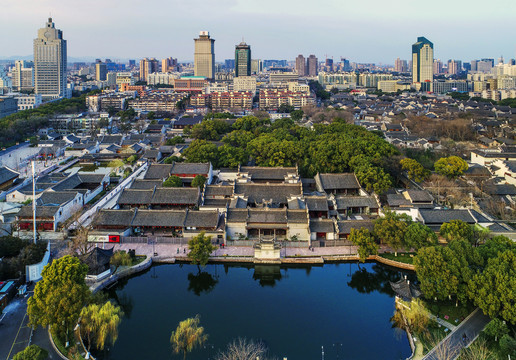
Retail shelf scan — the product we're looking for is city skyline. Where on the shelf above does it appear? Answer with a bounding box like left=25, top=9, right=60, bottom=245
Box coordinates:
left=1, top=0, right=515, bottom=64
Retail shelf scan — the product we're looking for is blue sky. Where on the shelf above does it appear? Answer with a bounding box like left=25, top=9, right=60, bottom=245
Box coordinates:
left=2, top=0, right=515, bottom=64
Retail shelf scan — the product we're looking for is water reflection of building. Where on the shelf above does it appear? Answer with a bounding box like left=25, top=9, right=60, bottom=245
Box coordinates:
left=253, top=264, right=282, bottom=287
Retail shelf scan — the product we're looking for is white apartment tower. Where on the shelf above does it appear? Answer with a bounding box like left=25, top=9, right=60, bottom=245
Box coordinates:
left=12, top=61, right=34, bottom=91
left=194, top=31, right=215, bottom=80
left=34, top=18, right=67, bottom=100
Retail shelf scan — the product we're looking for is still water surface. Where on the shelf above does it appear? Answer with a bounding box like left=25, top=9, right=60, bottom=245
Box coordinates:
left=102, top=262, right=413, bottom=360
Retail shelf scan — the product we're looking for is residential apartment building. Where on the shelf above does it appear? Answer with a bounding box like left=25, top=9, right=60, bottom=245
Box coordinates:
left=307, top=55, right=318, bottom=76
left=259, top=89, right=314, bottom=110
left=295, top=55, right=306, bottom=76
left=233, top=76, right=257, bottom=93
left=12, top=61, right=34, bottom=91
left=139, top=58, right=159, bottom=82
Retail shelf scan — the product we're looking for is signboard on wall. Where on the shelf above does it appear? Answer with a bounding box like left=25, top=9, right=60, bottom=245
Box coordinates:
left=88, top=235, right=109, bottom=242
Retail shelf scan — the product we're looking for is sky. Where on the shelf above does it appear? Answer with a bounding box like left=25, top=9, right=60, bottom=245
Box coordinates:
left=1, top=0, right=515, bottom=64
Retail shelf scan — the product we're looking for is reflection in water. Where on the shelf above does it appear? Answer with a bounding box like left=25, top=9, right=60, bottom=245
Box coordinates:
left=347, top=263, right=415, bottom=296
left=253, top=265, right=282, bottom=287
left=187, top=271, right=219, bottom=296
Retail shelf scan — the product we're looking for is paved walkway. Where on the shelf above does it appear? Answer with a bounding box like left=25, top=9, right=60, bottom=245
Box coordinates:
left=422, top=308, right=491, bottom=360
left=99, top=242, right=369, bottom=260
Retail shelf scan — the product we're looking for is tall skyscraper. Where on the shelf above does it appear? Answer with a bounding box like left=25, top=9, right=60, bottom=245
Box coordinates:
left=411, top=36, right=433, bottom=84
left=33, top=18, right=67, bottom=100
left=194, top=31, right=215, bottom=79
left=295, top=55, right=306, bottom=76
left=95, top=60, right=107, bottom=81
left=12, top=60, right=34, bottom=91
left=307, top=55, right=318, bottom=76
left=139, top=58, right=159, bottom=82
left=235, top=42, right=251, bottom=77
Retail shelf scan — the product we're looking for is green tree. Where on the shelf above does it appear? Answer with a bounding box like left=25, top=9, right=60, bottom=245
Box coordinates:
left=183, top=140, right=220, bottom=167
left=499, top=334, right=516, bottom=358
left=468, top=249, right=516, bottom=323
left=404, top=223, right=438, bottom=251
left=170, top=315, right=208, bottom=360
left=400, top=158, right=430, bottom=182
left=163, top=175, right=182, bottom=187
left=13, top=345, right=48, bottom=360
left=191, top=175, right=207, bottom=190
left=483, top=318, right=509, bottom=342
left=110, top=250, right=133, bottom=273
left=232, top=116, right=270, bottom=131
left=440, top=220, right=474, bottom=243
left=392, top=298, right=432, bottom=336
left=166, top=136, right=185, bottom=146
left=187, top=232, right=217, bottom=271
left=374, top=211, right=411, bottom=256
left=478, top=235, right=516, bottom=261
left=434, top=156, right=468, bottom=179
left=414, top=246, right=459, bottom=301
left=348, top=227, right=378, bottom=262
left=354, top=164, right=393, bottom=194
left=278, top=103, right=295, bottom=113
left=27, top=255, right=90, bottom=338
left=290, top=109, right=304, bottom=121
left=80, top=301, right=123, bottom=352
left=218, top=144, right=249, bottom=168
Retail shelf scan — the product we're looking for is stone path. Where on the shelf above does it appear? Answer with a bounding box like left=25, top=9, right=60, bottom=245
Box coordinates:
left=97, top=242, right=371, bottom=260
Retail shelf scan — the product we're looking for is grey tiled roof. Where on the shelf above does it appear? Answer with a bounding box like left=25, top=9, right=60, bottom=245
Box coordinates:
left=305, top=196, right=329, bottom=211
left=171, top=162, right=210, bottom=175
left=335, top=196, right=378, bottom=209
left=386, top=194, right=411, bottom=207
left=406, top=190, right=433, bottom=203
left=418, top=209, right=489, bottom=224
left=132, top=210, right=185, bottom=227
left=248, top=209, right=288, bottom=224
left=18, top=205, right=60, bottom=219
left=38, top=191, right=78, bottom=206
left=226, top=208, right=248, bottom=222
left=184, top=210, right=219, bottom=228
left=239, top=166, right=298, bottom=181
left=144, top=164, right=173, bottom=179
left=151, top=188, right=199, bottom=205
left=204, top=185, right=233, bottom=197
left=95, top=209, right=135, bottom=226
left=0, top=167, right=19, bottom=185
left=117, top=189, right=154, bottom=205
left=336, top=220, right=374, bottom=234
left=131, top=179, right=163, bottom=189
left=310, top=219, right=335, bottom=233
left=317, top=173, right=360, bottom=190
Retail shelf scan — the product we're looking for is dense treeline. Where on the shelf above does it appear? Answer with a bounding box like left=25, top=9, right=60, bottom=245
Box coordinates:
left=0, top=91, right=97, bottom=148
left=180, top=116, right=399, bottom=193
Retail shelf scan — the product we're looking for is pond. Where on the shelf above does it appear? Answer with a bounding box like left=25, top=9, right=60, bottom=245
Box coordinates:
left=101, top=262, right=413, bottom=360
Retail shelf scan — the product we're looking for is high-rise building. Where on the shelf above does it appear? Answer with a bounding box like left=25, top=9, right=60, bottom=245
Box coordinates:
left=411, top=36, right=433, bottom=84
left=295, top=55, right=306, bottom=76
left=447, top=60, right=462, bottom=75
left=162, top=57, right=178, bottom=73
left=325, top=58, right=334, bottom=72
left=194, top=31, right=215, bottom=79
left=307, top=55, right=318, bottom=76
left=251, top=59, right=262, bottom=74
left=139, top=58, right=159, bottom=82
left=394, top=58, right=408, bottom=73
left=235, top=42, right=251, bottom=77
left=12, top=60, right=34, bottom=91
left=95, top=60, right=107, bottom=81
left=433, top=59, right=443, bottom=75
left=33, top=18, right=67, bottom=100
